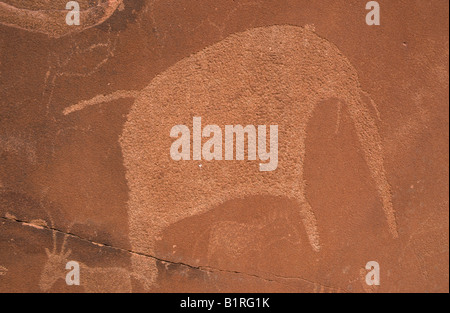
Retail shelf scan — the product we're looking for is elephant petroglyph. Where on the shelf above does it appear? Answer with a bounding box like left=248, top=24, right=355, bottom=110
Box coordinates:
left=65, top=25, right=398, bottom=288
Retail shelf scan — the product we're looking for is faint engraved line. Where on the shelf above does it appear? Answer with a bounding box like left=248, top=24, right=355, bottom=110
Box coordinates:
left=43, top=33, right=119, bottom=112
left=335, top=100, right=343, bottom=134
left=191, top=0, right=261, bottom=38
left=63, top=90, right=139, bottom=115
left=0, top=265, right=7, bottom=276
left=268, top=272, right=346, bottom=294
left=362, top=91, right=382, bottom=122
left=59, top=35, right=118, bottom=78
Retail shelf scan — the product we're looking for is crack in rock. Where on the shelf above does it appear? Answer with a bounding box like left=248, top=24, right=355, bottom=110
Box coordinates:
left=1, top=214, right=344, bottom=291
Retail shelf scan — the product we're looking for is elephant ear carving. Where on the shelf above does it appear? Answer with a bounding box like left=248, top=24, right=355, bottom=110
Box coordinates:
left=0, top=0, right=123, bottom=38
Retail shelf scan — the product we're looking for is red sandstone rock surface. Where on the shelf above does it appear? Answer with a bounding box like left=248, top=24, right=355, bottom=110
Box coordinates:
left=0, top=0, right=448, bottom=293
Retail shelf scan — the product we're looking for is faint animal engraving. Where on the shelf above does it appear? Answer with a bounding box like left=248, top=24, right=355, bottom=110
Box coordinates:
left=64, top=25, right=398, bottom=288
left=206, top=211, right=302, bottom=268
left=0, top=0, right=123, bottom=38
left=43, top=33, right=119, bottom=113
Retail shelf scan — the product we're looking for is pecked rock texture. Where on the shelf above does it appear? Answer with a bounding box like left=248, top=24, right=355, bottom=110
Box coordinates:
left=0, top=0, right=449, bottom=293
